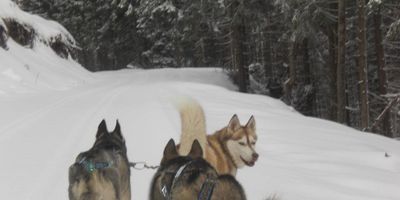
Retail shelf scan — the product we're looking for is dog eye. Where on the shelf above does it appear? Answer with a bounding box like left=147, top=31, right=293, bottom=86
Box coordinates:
left=251, top=142, right=256, bottom=145
left=238, top=142, right=245, bottom=146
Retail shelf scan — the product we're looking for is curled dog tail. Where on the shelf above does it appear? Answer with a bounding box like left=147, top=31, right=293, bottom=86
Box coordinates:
left=176, top=97, right=207, bottom=156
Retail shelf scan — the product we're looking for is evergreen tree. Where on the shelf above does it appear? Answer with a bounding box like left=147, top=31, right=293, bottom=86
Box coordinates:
left=136, top=0, right=179, bottom=68
left=17, top=0, right=139, bottom=71
left=357, top=0, right=370, bottom=129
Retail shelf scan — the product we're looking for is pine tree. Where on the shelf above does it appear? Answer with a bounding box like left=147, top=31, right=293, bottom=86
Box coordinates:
left=357, top=0, right=370, bottom=130
left=136, top=0, right=179, bottom=68
left=337, top=0, right=347, bottom=124
left=17, top=0, right=139, bottom=71
left=368, top=0, right=390, bottom=136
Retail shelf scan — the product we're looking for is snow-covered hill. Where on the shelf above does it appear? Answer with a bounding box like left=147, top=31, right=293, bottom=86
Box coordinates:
left=0, top=67, right=399, bottom=200
left=0, top=0, right=91, bottom=95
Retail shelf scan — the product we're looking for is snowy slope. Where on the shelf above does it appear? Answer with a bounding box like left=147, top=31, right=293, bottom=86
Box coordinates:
left=0, top=0, right=92, bottom=95
left=0, top=0, right=75, bottom=45
left=0, top=68, right=399, bottom=200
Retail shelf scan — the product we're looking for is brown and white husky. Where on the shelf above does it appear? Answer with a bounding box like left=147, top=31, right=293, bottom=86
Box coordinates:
left=177, top=99, right=258, bottom=176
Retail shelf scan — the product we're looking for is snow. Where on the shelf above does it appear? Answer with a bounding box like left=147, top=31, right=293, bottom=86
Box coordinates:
left=0, top=67, right=400, bottom=200
left=0, top=0, right=76, bottom=46
left=0, top=17, right=6, bottom=31
left=0, top=39, right=92, bottom=94
left=2, top=68, right=22, bottom=81
left=153, top=0, right=176, bottom=14
left=0, top=0, right=92, bottom=95
left=370, top=0, right=382, bottom=4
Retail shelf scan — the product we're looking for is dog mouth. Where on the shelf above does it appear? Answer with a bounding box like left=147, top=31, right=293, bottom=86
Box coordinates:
left=240, top=156, right=255, bottom=167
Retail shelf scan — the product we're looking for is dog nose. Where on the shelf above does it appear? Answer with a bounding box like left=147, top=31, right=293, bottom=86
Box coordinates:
left=252, top=153, right=259, bottom=160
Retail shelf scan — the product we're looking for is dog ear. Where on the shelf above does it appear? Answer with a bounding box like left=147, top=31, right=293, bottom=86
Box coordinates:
left=245, top=115, right=256, bottom=131
left=227, top=114, right=241, bottom=133
left=96, top=119, right=108, bottom=138
left=114, top=120, right=121, bottom=133
left=113, top=120, right=124, bottom=140
left=163, top=139, right=178, bottom=161
left=188, top=139, right=203, bottom=158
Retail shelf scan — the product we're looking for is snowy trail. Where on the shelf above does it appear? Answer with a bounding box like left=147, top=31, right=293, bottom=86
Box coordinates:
left=0, top=77, right=132, bottom=198
left=0, top=68, right=236, bottom=199
left=0, top=68, right=400, bottom=200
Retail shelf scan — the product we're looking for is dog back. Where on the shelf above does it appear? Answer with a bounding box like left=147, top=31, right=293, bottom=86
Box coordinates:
left=68, top=120, right=131, bottom=200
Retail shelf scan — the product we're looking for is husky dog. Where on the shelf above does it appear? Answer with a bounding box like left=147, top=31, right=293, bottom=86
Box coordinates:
left=177, top=99, right=258, bottom=176
left=150, top=139, right=246, bottom=200
left=68, top=120, right=131, bottom=200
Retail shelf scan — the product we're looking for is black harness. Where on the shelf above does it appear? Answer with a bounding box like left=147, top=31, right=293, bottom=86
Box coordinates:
left=197, top=177, right=216, bottom=200
left=159, top=161, right=216, bottom=200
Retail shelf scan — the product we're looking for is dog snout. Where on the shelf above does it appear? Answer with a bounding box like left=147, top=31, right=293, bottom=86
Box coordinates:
left=252, top=153, right=259, bottom=161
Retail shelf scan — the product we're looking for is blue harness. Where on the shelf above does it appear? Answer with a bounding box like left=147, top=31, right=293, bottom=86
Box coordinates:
left=78, top=157, right=113, bottom=173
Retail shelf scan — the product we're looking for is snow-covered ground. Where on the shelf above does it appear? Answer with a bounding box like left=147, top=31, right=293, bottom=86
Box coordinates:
left=0, top=68, right=400, bottom=200
left=0, top=39, right=92, bottom=94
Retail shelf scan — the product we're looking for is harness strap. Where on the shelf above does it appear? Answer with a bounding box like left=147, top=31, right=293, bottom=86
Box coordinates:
left=174, top=163, right=190, bottom=179
left=197, top=178, right=216, bottom=200
left=160, top=161, right=192, bottom=200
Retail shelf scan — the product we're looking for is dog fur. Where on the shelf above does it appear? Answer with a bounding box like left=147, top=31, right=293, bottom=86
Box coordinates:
left=68, top=120, right=131, bottom=200
left=177, top=99, right=258, bottom=176
left=150, top=139, right=247, bottom=200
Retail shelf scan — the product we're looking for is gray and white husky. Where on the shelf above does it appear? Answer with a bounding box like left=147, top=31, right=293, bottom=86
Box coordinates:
left=68, top=120, right=131, bottom=200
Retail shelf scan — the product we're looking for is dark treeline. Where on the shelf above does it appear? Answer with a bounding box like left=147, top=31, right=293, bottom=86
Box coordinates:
left=15, top=0, right=400, bottom=137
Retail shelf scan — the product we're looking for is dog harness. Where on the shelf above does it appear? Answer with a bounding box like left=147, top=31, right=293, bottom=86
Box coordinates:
left=78, top=157, right=114, bottom=173
left=159, top=161, right=216, bottom=200
left=197, top=177, right=216, bottom=200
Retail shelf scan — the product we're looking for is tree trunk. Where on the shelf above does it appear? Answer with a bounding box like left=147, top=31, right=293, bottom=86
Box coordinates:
left=284, top=40, right=296, bottom=94
left=369, top=97, right=400, bottom=134
left=228, top=0, right=248, bottom=92
left=337, top=0, right=347, bottom=124
left=303, top=39, right=313, bottom=116
left=373, top=4, right=391, bottom=137
left=303, top=39, right=311, bottom=85
left=328, top=29, right=337, bottom=121
left=357, top=0, right=370, bottom=130
left=236, top=17, right=249, bottom=92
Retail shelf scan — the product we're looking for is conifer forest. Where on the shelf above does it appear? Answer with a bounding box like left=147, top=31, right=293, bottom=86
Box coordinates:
left=14, top=0, right=400, bottom=138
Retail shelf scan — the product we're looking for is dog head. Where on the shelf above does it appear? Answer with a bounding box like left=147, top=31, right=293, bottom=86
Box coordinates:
left=151, top=139, right=218, bottom=200
left=94, top=119, right=127, bottom=154
left=224, top=115, right=258, bottom=168
left=161, top=138, right=203, bottom=166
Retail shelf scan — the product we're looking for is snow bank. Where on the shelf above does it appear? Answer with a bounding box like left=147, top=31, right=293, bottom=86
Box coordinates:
left=0, top=0, right=75, bottom=46
left=0, top=0, right=92, bottom=95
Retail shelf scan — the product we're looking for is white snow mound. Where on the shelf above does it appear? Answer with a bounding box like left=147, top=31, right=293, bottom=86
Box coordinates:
left=0, top=0, right=91, bottom=95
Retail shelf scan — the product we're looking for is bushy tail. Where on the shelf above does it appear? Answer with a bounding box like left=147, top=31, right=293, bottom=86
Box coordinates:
left=176, top=98, right=207, bottom=156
